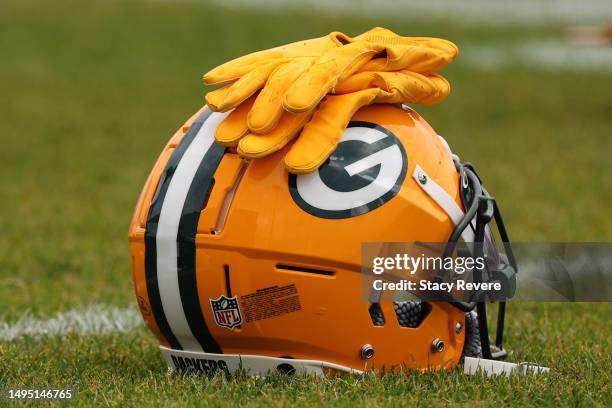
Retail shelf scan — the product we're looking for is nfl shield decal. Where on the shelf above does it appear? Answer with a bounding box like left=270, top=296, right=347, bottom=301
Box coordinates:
left=210, top=295, right=243, bottom=329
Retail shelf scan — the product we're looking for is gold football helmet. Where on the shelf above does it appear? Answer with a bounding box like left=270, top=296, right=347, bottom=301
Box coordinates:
left=129, top=103, right=515, bottom=375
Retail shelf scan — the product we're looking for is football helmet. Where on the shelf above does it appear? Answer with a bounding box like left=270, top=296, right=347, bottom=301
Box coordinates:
left=128, top=103, right=515, bottom=375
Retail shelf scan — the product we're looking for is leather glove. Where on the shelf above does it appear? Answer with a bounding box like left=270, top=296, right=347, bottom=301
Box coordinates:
left=204, top=28, right=458, bottom=173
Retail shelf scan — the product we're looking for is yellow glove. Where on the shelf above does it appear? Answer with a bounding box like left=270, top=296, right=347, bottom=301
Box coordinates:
left=204, top=27, right=458, bottom=133
left=216, top=70, right=451, bottom=173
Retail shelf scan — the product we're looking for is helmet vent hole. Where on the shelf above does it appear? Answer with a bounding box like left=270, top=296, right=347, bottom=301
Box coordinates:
left=368, top=303, right=385, bottom=326
left=276, top=264, right=334, bottom=276
left=394, top=301, right=430, bottom=328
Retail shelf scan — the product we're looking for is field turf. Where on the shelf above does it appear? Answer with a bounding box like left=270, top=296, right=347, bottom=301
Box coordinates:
left=0, top=0, right=610, bottom=406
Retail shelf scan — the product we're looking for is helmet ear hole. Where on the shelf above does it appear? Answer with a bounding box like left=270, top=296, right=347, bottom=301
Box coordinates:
left=276, top=363, right=296, bottom=375
left=394, top=301, right=431, bottom=328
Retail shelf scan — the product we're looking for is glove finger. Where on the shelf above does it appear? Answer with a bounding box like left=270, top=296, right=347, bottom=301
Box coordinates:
left=284, top=90, right=378, bottom=174
left=353, top=27, right=459, bottom=72
left=237, top=110, right=312, bottom=158
left=335, top=71, right=451, bottom=105
left=411, top=74, right=451, bottom=105
left=214, top=95, right=256, bottom=146
left=204, top=55, right=279, bottom=86
left=359, top=43, right=458, bottom=73
left=283, top=42, right=383, bottom=113
left=206, top=60, right=284, bottom=112
left=355, top=27, right=459, bottom=53
left=372, top=72, right=451, bottom=105
left=333, top=71, right=381, bottom=93
left=247, top=58, right=313, bottom=134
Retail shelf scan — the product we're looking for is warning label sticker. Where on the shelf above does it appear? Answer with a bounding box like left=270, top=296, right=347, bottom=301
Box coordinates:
left=240, top=284, right=301, bottom=322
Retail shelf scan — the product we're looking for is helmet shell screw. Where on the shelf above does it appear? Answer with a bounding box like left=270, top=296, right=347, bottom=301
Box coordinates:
left=418, top=172, right=427, bottom=185
left=360, top=344, right=375, bottom=359
left=455, top=322, right=463, bottom=334
left=431, top=338, right=445, bottom=353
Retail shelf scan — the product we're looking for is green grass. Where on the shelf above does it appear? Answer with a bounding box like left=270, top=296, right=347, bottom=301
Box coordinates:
left=0, top=0, right=611, bottom=406
left=1, top=303, right=610, bottom=406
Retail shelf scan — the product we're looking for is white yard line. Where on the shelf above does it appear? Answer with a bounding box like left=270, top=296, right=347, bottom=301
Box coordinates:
left=202, top=0, right=612, bottom=25
left=0, top=305, right=142, bottom=341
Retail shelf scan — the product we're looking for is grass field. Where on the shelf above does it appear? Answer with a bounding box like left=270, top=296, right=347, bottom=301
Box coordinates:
left=1, top=0, right=611, bottom=406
